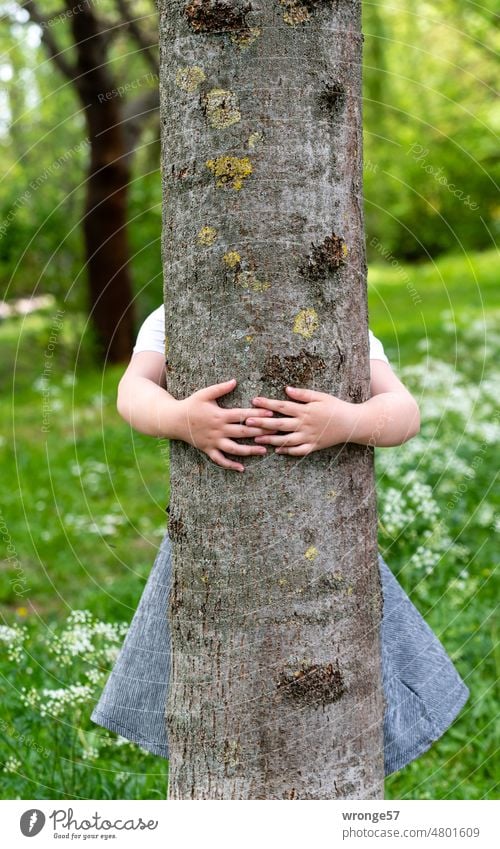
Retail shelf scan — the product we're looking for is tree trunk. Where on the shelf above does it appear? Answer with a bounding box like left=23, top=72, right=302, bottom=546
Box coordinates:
left=160, top=0, right=384, bottom=799
left=70, top=6, right=135, bottom=364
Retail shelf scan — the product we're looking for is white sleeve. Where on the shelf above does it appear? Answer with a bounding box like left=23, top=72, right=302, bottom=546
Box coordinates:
left=132, top=305, right=166, bottom=355
left=368, top=329, right=389, bottom=363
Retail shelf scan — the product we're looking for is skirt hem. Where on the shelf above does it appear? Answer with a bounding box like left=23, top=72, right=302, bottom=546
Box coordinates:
left=91, top=680, right=469, bottom=776
left=384, top=681, right=469, bottom=776
left=90, top=708, right=169, bottom=759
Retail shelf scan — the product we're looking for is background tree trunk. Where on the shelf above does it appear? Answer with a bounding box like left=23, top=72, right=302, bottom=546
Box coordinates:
left=20, top=0, right=160, bottom=363
left=160, top=0, right=384, bottom=799
left=69, top=6, right=135, bottom=364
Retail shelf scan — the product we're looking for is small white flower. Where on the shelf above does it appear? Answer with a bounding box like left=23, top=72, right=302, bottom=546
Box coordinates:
left=3, top=756, right=21, bottom=773
left=81, top=746, right=99, bottom=761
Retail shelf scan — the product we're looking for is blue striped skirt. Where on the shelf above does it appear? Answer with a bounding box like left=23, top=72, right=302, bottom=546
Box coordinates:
left=90, top=528, right=469, bottom=776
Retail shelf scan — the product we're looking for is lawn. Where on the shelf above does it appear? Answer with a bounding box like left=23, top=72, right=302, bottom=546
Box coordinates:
left=1, top=248, right=498, bottom=799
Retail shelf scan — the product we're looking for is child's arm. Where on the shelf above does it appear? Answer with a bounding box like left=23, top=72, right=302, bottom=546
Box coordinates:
left=116, top=351, right=278, bottom=472
left=245, top=359, right=420, bottom=455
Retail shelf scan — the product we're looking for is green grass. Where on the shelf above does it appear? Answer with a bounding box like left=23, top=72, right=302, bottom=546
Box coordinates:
left=0, top=248, right=498, bottom=799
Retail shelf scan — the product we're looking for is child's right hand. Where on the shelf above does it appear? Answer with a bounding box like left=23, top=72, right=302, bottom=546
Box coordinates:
left=175, top=378, right=278, bottom=472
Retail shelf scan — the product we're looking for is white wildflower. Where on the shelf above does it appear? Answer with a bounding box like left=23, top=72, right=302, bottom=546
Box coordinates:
left=3, top=756, right=21, bottom=773
left=0, top=624, right=27, bottom=662
left=81, top=746, right=99, bottom=762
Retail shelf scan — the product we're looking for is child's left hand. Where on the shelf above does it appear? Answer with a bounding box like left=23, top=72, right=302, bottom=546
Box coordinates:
left=245, top=386, right=358, bottom=455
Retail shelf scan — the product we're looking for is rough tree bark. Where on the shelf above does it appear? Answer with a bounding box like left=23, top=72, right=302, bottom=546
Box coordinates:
left=160, top=0, right=384, bottom=799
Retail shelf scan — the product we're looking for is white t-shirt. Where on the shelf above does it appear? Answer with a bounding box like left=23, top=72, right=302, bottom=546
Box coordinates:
left=132, top=305, right=389, bottom=364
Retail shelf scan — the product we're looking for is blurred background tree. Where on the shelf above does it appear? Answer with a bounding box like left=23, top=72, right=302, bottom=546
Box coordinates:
left=1, top=0, right=160, bottom=362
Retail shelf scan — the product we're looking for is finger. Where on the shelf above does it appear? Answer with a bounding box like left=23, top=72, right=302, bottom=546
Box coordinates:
left=245, top=416, right=296, bottom=431
left=200, top=378, right=238, bottom=400
left=225, top=407, right=274, bottom=421
left=219, top=438, right=267, bottom=456
left=208, top=448, right=244, bottom=472
left=251, top=396, right=300, bottom=415
left=275, top=443, right=314, bottom=455
left=285, top=386, right=323, bottom=402
left=225, top=424, right=280, bottom=438
left=254, top=432, right=304, bottom=446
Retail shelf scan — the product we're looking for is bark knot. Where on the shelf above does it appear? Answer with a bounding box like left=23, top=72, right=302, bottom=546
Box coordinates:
left=299, top=232, right=348, bottom=281
left=168, top=511, right=187, bottom=543
left=184, top=1, right=253, bottom=34
left=277, top=660, right=345, bottom=706
left=261, top=350, right=325, bottom=394
left=318, top=81, right=347, bottom=116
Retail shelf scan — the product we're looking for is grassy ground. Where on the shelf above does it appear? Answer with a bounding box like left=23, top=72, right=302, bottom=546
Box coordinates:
left=0, top=248, right=497, bottom=799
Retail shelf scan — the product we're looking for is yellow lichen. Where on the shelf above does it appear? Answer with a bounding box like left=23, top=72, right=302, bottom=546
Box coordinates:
left=279, top=1, right=311, bottom=26
left=205, top=155, right=253, bottom=190
left=223, top=250, right=241, bottom=268
left=175, top=65, right=206, bottom=92
left=197, top=225, right=218, bottom=246
left=245, top=334, right=254, bottom=342
left=305, top=545, right=318, bottom=560
left=223, top=740, right=240, bottom=767
left=235, top=270, right=270, bottom=292
left=247, top=131, right=263, bottom=149
left=342, top=242, right=348, bottom=258
left=327, top=489, right=337, bottom=499
left=293, top=308, right=319, bottom=339
left=230, top=26, right=261, bottom=48
left=278, top=577, right=288, bottom=586
left=203, top=88, right=241, bottom=128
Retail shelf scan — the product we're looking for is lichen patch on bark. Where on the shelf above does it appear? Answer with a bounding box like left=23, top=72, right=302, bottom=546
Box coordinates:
left=247, top=130, right=263, bottom=149
left=205, top=155, right=253, bottom=190
left=175, top=65, right=206, bottom=92
left=202, top=88, right=241, bottom=128
left=278, top=0, right=329, bottom=27
left=279, top=1, right=310, bottom=26
left=277, top=660, right=346, bottom=705
left=304, top=545, right=318, bottom=560
left=299, top=233, right=348, bottom=280
left=230, top=25, right=261, bottom=48
left=235, top=269, right=270, bottom=291
left=317, top=571, right=345, bottom=593
left=292, top=307, right=319, bottom=338
left=197, top=225, right=218, bottom=246
left=223, top=250, right=242, bottom=267
left=223, top=739, right=241, bottom=768
left=184, top=1, right=253, bottom=34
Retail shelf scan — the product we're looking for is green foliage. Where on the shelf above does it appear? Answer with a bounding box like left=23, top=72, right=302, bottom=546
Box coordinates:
left=363, top=0, right=499, bottom=260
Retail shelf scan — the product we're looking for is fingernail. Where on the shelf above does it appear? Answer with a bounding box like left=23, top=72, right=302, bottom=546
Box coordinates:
left=247, top=418, right=255, bottom=425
